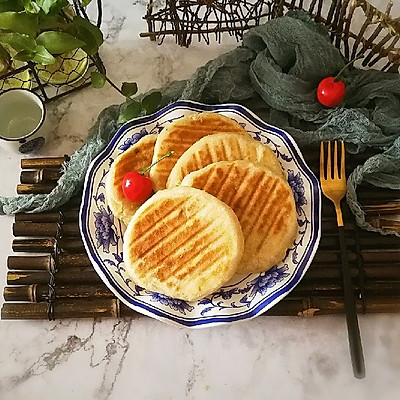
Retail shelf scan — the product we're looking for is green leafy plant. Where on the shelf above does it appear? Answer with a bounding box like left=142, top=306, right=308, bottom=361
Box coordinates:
left=91, top=71, right=163, bottom=124
left=0, top=0, right=162, bottom=122
left=0, top=0, right=103, bottom=67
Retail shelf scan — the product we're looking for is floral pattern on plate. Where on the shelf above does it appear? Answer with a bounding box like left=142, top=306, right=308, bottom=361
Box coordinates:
left=80, top=100, right=321, bottom=327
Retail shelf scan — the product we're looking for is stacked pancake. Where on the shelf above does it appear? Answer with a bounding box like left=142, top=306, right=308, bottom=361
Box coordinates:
left=105, top=112, right=298, bottom=301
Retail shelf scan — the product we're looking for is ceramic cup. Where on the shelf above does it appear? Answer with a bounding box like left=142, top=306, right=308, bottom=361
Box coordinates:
left=0, top=88, right=48, bottom=154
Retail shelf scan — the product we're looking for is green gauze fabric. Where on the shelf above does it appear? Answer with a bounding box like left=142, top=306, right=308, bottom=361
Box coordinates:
left=0, top=11, right=399, bottom=237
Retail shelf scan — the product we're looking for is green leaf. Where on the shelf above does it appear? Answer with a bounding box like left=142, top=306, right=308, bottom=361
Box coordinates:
left=141, top=91, right=162, bottom=115
left=37, top=13, right=66, bottom=30
left=118, top=101, right=142, bottom=124
left=0, top=43, right=9, bottom=58
left=64, top=17, right=103, bottom=55
left=21, top=0, right=40, bottom=13
left=36, top=0, right=65, bottom=14
left=0, top=12, right=39, bottom=36
left=91, top=71, right=106, bottom=88
left=0, top=1, right=24, bottom=12
left=37, top=31, right=86, bottom=54
left=0, top=32, right=37, bottom=52
left=121, top=82, right=138, bottom=98
left=14, top=44, right=55, bottom=64
left=80, top=0, right=93, bottom=6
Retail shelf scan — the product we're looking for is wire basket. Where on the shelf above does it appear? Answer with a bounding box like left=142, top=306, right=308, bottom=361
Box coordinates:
left=0, top=0, right=105, bottom=103
left=141, top=0, right=400, bottom=72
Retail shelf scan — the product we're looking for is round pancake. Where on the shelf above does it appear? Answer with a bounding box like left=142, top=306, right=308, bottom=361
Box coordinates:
left=105, top=134, right=157, bottom=226
left=167, top=133, right=285, bottom=188
left=180, top=160, right=298, bottom=274
left=149, top=112, right=248, bottom=191
left=123, top=186, right=244, bottom=301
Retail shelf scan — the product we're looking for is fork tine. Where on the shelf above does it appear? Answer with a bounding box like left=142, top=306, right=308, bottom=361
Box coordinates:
left=334, top=141, right=339, bottom=179
left=320, top=142, right=325, bottom=180
left=327, top=141, right=332, bottom=179
left=341, top=141, right=346, bottom=179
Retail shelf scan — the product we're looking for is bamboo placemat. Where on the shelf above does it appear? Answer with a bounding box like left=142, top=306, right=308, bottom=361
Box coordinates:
left=2, top=148, right=400, bottom=320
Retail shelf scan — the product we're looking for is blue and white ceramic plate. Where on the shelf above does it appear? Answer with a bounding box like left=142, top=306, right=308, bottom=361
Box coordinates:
left=80, top=100, right=321, bottom=328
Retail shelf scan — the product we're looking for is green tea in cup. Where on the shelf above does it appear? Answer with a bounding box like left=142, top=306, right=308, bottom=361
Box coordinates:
left=0, top=89, right=48, bottom=154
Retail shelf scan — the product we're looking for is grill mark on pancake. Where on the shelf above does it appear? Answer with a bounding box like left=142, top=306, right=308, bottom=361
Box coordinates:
left=253, top=182, right=282, bottom=236
left=212, top=162, right=236, bottom=199
left=133, top=211, right=190, bottom=260
left=161, top=137, right=199, bottom=147
left=230, top=136, right=242, bottom=159
left=135, top=201, right=211, bottom=261
left=219, top=139, right=228, bottom=162
left=163, top=233, right=226, bottom=281
left=174, top=245, right=228, bottom=281
left=241, top=177, right=279, bottom=238
left=215, top=163, right=242, bottom=206
left=270, top=206, right=290, bottom=236
left=252, top=182, right=285, bottom=251
left=179, top=143, right=211, bottom=183
left=255, top=200, right=293, bottom=253
left=115, top=153, right=150, bottom=171
left=151, top=162, right=178, bottom=174
left=194, top=165, right=218, bottom=192
left=202, top=142, right=215, bottom=168
left=162, top=233, right=226, bottom=280
left=132, top=199, right=187, bottom=243
left=142, top=218, right=220, bottom=281
left=273, top=200, right=295, bottom=235
left=192, top=148, right=205, bottom=176
left=231, top=170, right=265, bottom=223
left=235, top=137, right=247, bottom=159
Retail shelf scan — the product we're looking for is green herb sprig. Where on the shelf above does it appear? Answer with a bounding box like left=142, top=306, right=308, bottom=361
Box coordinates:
left=91, top=72, right=162, bottom=124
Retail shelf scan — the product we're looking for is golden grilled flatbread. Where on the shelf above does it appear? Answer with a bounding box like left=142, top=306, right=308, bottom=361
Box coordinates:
left=123, top=186, right=244, bottom=301
left=105, top=134, right=157, bottom=226
left=167, top=133, right=285, bottom=188
left=150, top=112, right=248, bottom=191
left=180, top=160, right=297, bottom=274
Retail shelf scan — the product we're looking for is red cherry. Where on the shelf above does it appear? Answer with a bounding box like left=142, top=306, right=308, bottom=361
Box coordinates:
left=317, top=77, right=346, bottom=108
left=122, top=172, right=153, bottom=202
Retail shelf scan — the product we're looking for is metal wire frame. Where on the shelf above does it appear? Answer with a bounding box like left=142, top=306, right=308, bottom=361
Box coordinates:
left=0, top=0, right=106, bottom=103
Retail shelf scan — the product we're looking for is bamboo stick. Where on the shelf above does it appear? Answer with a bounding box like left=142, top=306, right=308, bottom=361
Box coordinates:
left=21, top=156, right=69, bottom=169
left=1, top=299, right=120, bottom=320
left=13, top=222, right=80, bottom=238
left=5, top=278, right=400, bottom=304
left=3, top=296, right=400, bottom=320
left=12, top=238, right=85, bottom=253
left=20, top=169, right=62, bottom=184
left=263, top=297, right=400, bottom=316
left=305, top=264, right=400, bottom=280
left=3, top=284, right=115, bottom=302
left=6, top=269, right=101, bottom=285
left=57, top=253, right=92, bottom=268
left=15, top=209, right=79, bottom=223
left=7, top=255, right=52, bottom=270
left=5, top=259, right=400, bottom=286
left=362, top=202, right=400, bottom=215
left=12, top=238, right=56, bottom=253
left=7, top=253, right=91, bottom=270
left=293, top=280, right=400, bottom=296
left=17, top=183, right=57, bottom=195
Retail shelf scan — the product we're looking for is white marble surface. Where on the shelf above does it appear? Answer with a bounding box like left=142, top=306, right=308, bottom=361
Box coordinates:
left=1, top=1, right=400, bottom=399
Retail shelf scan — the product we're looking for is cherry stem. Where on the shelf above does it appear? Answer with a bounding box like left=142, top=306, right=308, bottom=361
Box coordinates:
left=140, top=150, right=174, bottom=175
left=334, top=54, right=364, bottom=82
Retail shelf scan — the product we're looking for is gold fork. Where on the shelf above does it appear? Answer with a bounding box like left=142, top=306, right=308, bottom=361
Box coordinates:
left=320, top=141, right=366, bottom=379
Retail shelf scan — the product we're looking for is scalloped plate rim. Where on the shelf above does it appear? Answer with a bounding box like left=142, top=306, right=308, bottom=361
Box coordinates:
left=79, top=100, right=321, bottom=328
